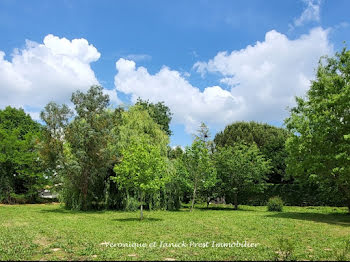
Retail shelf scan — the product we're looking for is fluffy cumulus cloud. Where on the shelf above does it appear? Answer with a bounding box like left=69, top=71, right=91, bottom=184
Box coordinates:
left=112, top=27, right=332, bottom=132
left=194, top=27, right=332, bottom=123
left=113, top=58, right=243, bottom=133
left=0, top=34, right=100, bottom=113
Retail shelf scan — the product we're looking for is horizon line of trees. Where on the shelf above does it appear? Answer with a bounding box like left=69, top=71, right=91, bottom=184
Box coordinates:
left=0, top=47, right=349, bottom=217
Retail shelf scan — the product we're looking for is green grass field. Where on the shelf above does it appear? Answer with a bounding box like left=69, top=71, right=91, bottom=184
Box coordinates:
left=0, top=203, right=349, bottom=261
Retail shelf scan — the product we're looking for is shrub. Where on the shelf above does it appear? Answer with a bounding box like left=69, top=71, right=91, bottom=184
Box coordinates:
left=267, top=196, right=283, bottom=212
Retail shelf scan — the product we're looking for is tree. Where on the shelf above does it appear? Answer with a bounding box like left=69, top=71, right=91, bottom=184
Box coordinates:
left=183, top=139, right=217, bottom=211
left=214, top=144, right=271, bottom=209
left=117, top=105, right=169, bottom=155
left=285, top=48, right=350, bottom=212
left=168, top=146, right=184, bottom=160
left=62, top=85, right=114, bottom=210
left=113, top=105, right=169, bottom=215
left=135, top=98, right=173, bottom=136
left=113, top=138, right=166, bottom=220
left=0, top=107, right=44, bottom=203
left=196, top=122, right=210, bottom=143
left=214, top=121, right=289, bottom=183
left=163, top=157, right=190, bottom=210
left=39, top=102, right=72, bottom=181
left=196, top=122, right=214, bottom=153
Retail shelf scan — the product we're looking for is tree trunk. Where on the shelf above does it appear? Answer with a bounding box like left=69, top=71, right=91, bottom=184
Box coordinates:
left=82, top=171, right=89, bottom=211
left=190, top=185, right=197, bottom=212
left=207, top=196, right=210, bottom=208
left=233, top=192, right=238, bottom=210
left=338, top=183, right=350, bottom=214
left=140, top=203, right=143, bottom=220
left=140, top=192, right=144, bottom=220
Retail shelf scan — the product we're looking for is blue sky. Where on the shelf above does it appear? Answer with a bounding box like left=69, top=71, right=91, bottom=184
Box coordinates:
left=0, top=0, right=349, bottom=146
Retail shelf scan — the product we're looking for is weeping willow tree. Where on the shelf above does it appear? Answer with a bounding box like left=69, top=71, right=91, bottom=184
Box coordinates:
left=112, top=105, right=169, bottom=219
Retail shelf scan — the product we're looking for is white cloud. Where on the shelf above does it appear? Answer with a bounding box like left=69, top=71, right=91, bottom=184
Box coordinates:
left=293, top=0, right=321, bottom=27
left=113, top=58, right=243, bottom=133
left=110, top=27, right=331, bottom=133
left=194, top=27, right=332, bottom=122
left=0, top=34, right=100, bottom=110
left=103, top=88, right=122, bottom=106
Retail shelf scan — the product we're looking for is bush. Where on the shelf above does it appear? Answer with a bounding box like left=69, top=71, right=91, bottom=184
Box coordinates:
left=267, top=196, right=283, bottom=212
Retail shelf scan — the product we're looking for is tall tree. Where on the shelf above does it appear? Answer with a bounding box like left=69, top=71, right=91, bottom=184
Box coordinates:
left=196, top=122, right=215, bottom=153
left=117, top=104, right=169, bottom=155
left=113, top=138, right=166, bottom=220
left=135, top=98, right=173, bottom=136
left=0, top=107, right=44, bottom=203
left=163, top=157, right=190, bottom=210
left=39, top=102, right=72, bottom=181
left=62, top=85, right=113, bottom=210
left=285, top=48, right=350, bottom=212
left=214, top=144, right=271, bottom=209
left=112, top=105, right=169, bottom=218
left=214, top=121, right=289, bottom=183
left=183, top=139, right=217, bottom=211
left=196, top=122, right=210, bottom=143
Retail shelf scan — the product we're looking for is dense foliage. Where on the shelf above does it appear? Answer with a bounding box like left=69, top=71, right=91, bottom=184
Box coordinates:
left=62, top=86, right=116, bottom=210
left=135, top=98, right=173, bottom=136
left=39, top=102, right=72, bottom=181
left=0, top=107, right=44, bottom=203
left=112, top=106, right=168, bottom=219
left=182, top=139, right=217, bottom=211
left=214, top=144, right=271, bottom=209
left=285, top=47, right=350, bottom=212
left=214, top=121, right=289, bottom=183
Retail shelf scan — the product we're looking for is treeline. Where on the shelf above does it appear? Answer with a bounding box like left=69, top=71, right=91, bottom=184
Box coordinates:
left=0, top=48, right=349, bottom=216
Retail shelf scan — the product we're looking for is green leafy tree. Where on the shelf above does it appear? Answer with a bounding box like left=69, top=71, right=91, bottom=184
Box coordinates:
left=135, top=98, right=173, bottom=136
left=62, top=85, right=114, bottom=210
left=39, top=102, right=72, bottom=182
left=163, top=157, right=190, bottom=210
left=196, top=122, right=210, bottom=143
left=214, top=121, right=289, bottom=183
left=183, top=139, right=217, bottom=211
left=214, top=144, right=271, bottom=209
left=196, top=122, right=215, bottom=153
left=168, top=146, right=184, bottom=160
left=112, top=105, right=169, bottom=215
left=117, top=105, right=169, bottom=155
left=0, top=107, right=44, bottom=203
left=285, top=48, right=350, bottom=212
left=113, top=138, right=167, bottom=220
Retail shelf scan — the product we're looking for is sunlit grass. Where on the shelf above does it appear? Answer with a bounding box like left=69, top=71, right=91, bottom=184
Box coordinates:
left=0, top=203, right=349, bottom=260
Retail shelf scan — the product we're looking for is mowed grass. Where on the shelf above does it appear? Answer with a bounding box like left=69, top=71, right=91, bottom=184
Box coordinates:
left=0, top=203, right=349, bottom=261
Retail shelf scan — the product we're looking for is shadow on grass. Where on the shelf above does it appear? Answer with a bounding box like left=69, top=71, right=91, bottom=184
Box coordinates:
left=39, top=208, right=107, bottom=214
left=266, top=212, right=350, bottom=227
left=197, top=206, right=236, bottom=211
left=112, top=217, right=163, bottom=222
left=195, top=205, right=258, bottom=212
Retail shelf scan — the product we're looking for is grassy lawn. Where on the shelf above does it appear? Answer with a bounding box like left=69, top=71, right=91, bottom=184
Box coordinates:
left=0, top=203, right=349, bottom=261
